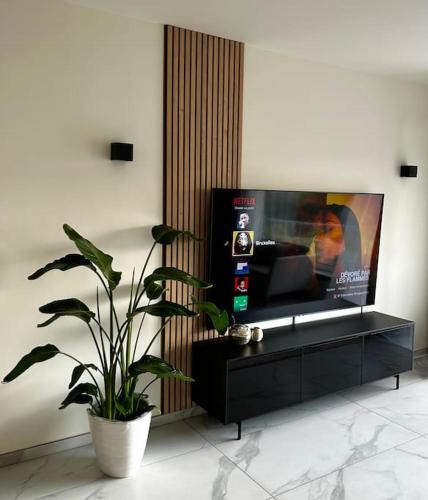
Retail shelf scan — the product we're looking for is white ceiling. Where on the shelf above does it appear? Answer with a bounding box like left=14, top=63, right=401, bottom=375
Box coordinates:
left=66, top=0, right=428, bottom=84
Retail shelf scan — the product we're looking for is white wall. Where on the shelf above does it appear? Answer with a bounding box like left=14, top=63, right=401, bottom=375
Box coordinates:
left=2, top=0, right=428, bottom=457
left=0, top=0, right=163, bottom=454
left=242, top=47, right=428, bottom=347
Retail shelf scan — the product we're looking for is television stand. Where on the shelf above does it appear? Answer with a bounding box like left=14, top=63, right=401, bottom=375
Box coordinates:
left=192, top=312, right=414, bottom=440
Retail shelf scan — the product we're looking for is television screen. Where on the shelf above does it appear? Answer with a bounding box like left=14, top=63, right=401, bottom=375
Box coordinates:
left=209, top=189, right=384, bottom=323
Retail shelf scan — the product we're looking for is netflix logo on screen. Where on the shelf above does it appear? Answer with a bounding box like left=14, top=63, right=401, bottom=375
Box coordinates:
left=233, top=197, right=256, bottom=206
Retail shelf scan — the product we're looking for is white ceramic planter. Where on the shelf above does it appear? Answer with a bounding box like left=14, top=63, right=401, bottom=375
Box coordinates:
left=88, top=410, right=151, bottom=478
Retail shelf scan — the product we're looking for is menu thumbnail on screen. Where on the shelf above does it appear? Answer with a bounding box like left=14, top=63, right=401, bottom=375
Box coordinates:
left=234, top=276, right=249, bottom=294
left=236, top=212, right=251, bottom=230
left=232, top=231, right=254, bottom=256
left=234, top=295, right=248, bottom=312
left=235, top=261, right=249, bottom=275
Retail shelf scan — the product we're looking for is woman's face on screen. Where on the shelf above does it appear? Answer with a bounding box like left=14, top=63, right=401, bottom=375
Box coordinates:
left=237, top=232, right=249, bottom=247
left=314, top=211, right=345, bottom=263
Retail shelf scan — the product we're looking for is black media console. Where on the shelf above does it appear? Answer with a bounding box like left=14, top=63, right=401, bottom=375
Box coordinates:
left=192, top=312, right=414, bottom=440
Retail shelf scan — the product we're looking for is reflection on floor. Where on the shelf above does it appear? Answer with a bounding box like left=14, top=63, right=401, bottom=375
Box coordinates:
left=2, top=355, right=428, bottom=500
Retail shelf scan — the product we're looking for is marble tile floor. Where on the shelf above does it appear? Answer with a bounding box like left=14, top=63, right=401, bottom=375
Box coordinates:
left=2, top=356, right=428, bottom=500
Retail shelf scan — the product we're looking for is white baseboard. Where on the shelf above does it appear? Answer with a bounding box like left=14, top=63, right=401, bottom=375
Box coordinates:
left=414, top=347, right=428, bottom=358
left=0, top=405, right=205, bottom=468
left=0, top=433, right=93, bottom=468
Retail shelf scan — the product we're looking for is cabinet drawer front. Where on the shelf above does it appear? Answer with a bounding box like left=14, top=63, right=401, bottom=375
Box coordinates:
left=303, top=337, right=362, bottom=400
left=229, top=348, right=301, bottom=371
left=363, top=326, right=413, bottom=383
left=228, top=354, right=301, bottom=422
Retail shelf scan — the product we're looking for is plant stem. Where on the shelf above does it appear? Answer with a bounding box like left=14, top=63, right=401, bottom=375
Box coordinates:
left=124, top=269, right=136, bottom=397
left=91, top=318, right=122, bottom=364
left=96, top=287, right=108, bottom=370
left=112, top=317, right=143, bottom=377
left=135, top=377, right=158, bottom=411
left=132, top=241, right=157, bottom=310
left=131, top=310, right=147, bottom=363
left=95, top=268, right=122, bottom=339
left=108, top=287, right=116, bottom=420
left=87, top=324, right=106, bottom=373
left=143, top=317, right=172, bottom=358
left=104, top=373, right=112, bottom=419
left=60, top=352, right=102, bottom=409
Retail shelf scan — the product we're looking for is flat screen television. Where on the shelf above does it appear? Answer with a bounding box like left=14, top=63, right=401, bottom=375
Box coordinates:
left=209, top=189, right=384, bottom=323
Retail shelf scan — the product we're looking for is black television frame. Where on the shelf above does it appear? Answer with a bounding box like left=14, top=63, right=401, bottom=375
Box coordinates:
left=208, top=188, right=385, bottom=324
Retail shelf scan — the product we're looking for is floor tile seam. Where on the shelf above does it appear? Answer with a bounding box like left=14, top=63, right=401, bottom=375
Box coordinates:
left=0, top=442, right=95, bottom=472
left=1, top=426, right=209, bottom=484
left=140, top=440, right=214, bottom=469
left=221, top=415, right=421, bottom=496
left=11, top=440, right=262, bottom=500
left=182, top=417, right=211, bottom=439
left=187, top=403, right=425, bottom=496
left=10, top=424, right=423, bottom=500
left=337, top=375, right=428, bottom=406
left=349, top=398, right=427, bottom=437
left=211, top=444, right=274, bottom=499
left=271, top=434, right=423, bottom=498
left=184, top=419, right=274, bottom=499
left=13, top=447, right=215, bottom=500
left=30, top=476, right=104, bottom=500
left=185, top=399, right=360, bottom=444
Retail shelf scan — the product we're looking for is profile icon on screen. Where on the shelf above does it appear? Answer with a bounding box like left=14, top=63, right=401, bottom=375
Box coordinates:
left=234, top=277, right=249, bottom=294
left=237, top=212, right=250, bottom=229
left=232, top=231, right=254, bottom=256
left=235, top=261, right=249, bottom=275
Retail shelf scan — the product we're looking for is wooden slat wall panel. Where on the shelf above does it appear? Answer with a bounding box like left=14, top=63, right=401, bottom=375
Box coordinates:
left=163, top=25, right=244, bottom=413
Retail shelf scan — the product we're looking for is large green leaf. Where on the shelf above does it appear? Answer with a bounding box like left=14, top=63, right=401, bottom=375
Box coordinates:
left=134, top=395, right=156, bottom=416
left=61, top=394, right=93, bottom=409
left=63, top=224, right=122, bottom=290
left=128, top=300, right=198, bottom=319
left=68, top=364, right=98, bottom=389
left=59, top=382, right=98, bottom=409
left=152, top=224, right=201, bottom=245
left=28, top=254, right=95, bottom=280
left=2, top=344, right=60, bottom=383
left=145, top=281, right=165, bottom=300
left=38, top=298, right=95, bottom=327
left=192, top=299, right=229, bottom=335
left=114, top=395, right=133, bottom=417
left=128, top=355, right=193, bottom=382
left=144, top=267, right=212, bottom=290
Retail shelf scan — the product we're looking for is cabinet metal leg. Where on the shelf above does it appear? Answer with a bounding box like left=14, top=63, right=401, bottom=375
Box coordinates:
left=395, top=374, right=400, bottom=390
left=236, top=421, right=242, bottom=440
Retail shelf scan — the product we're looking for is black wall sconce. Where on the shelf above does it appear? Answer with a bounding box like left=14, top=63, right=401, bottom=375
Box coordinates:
left=400, top=165, right=417, bottom=178
left=111, top=142, right=133, bottom=162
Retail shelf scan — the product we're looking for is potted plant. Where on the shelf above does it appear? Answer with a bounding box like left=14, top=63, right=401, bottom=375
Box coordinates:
left=2, top=224, right=228, bottom=478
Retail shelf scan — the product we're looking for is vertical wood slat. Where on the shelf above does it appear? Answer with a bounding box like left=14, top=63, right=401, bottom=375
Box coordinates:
left=227, top=41, right=234, bottom=189
left=187, top=30, right=197, bottom=405
left=176, top=27, right=185, bottom=410
left=200, top=33, right=207, bottom=341
left=222, top=40, right=229, bottom=188
left=170, top=26, right=179, bottom=413
left=163, top=26, right=173, bottom=410
left=194, top=31, right=202, bottom=351
left=237, top=43, right=244, bottom=187
left=182, top=29, right=191, bottom=409
left=163, top=26, right=244, bottom=413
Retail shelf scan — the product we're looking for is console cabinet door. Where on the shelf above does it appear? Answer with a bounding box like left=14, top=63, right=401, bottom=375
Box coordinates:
left=228, top=350, right=301, bottom=423
left=302, top=337, right=362, bottom=400
left=363, top=327, right=413, bottom=383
